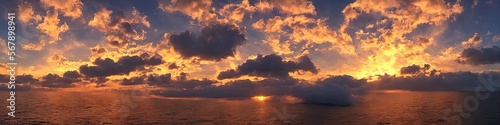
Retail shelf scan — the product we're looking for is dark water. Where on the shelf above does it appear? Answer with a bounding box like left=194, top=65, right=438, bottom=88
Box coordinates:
left=1, top=90, right=499, bottom=125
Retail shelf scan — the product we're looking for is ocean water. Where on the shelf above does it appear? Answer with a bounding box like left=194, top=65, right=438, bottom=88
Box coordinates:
left=1, top=90, right=500, bottom=125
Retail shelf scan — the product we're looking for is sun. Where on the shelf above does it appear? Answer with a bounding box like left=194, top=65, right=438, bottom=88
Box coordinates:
left=253, top=96, right=268, bottom=101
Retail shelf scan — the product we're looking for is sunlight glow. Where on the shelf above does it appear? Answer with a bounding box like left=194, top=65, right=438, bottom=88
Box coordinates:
left=253, top=96, right=268, bottom=101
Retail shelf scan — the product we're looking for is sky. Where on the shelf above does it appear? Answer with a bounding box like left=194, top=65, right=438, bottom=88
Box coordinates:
left=1, top=0, right=500, bottom=104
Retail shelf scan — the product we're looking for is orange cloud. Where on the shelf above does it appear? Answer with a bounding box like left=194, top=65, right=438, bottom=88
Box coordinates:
left=40, top=0, right=83, bottom=19
left=219, top=0, right=255, bottom=24
left=159, top=0, right=220, bottom=24
left=47, top=54, right=69, bottom=65
left=252, top=15, right=355, bottom=55
left=255, top=0, right=316, bottom=15
left=334, top=0, right=464, bottom=78
left=262, top=35, right=293, bottom=55
left=22, top=42, right=46, bottom=51
left=0, top=39, right=6, bottom=55
left=36, top=10, right=69, bottom=43
left=461, top=33, right=482, bottom=48
left=17, top=2, right=42, bottom=24
left=88, top=8, right=150, bottom=47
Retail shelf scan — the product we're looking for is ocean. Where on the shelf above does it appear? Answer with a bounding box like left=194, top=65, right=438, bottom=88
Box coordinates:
left=1, top=90, right=500, bottom=125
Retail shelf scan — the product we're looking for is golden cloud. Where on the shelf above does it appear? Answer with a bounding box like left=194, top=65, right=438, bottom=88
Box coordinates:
left=461, top=33, right=483, bottom=48
left=252, top=15, right=356, bottom=55
left=36, top=10, right=69, bottom=44
left=17, top=2, right=42, bottom=24
left=219, top=0, right=255, bottom=24
left=159, top=0, right=220, bottom=24
left=255, top=0, right=316, bottom=15
left=22, top=42, right=46, bottom=51
left=88, top=8, right=150, bottom=47
left=40, top=0, right=83, bottom=19
left=332, top=0, right=464, bottom=78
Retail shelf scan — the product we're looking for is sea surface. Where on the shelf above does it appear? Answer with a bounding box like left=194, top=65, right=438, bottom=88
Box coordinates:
left=1, top=90, right=500, bottom=125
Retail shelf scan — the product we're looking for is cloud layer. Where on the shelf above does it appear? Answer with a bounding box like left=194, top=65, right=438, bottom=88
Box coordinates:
left=79, top=55, right=163, bottom=77
left=217, top=54, right=318, bottom=79
left=457, top=46, right=500, bottom=65
left=169, top=23, right=246, bottom=61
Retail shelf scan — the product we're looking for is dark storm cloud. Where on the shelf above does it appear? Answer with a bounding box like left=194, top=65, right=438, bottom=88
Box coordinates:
left=79, top=55, right=163, bottom=77
left=169, top=23, right=246, bottom=61
left=217, top=54, right=319, bottom=79
left=155, top=76, right=366, bottom=106
left=456, top=46, right=500, bottom=65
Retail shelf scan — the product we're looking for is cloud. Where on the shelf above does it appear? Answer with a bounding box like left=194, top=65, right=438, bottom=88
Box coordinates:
left=493, top=34, right=500, bottom=42
left=119, top=73, right=215, bottom=89
left=456, top=46, right=500, bottom=65
left=156, top=78, right=298, bottom=99
left=79, top=55, right=163, bottom=77
left=22, top=42, right=46, bottom=51
left=36, top=71, right=82, bottom=88
left=63, top=70, right=82, bottom=78
left=262, top=35, right=293, bottom=55
left=147, top=74, right=172, bottom=85
left=255, top=0, right=316, bottom=15
left=121, top=75, right=147, bottom=85
left=47, top=54, right=69, bottom=65
left=217, top=54, right=318, bottom=79
left=155, top=76, right=365, bottom=105
left=169, top=23, right=246, bottom=61
left=371, top=71, right=500, bottom=91
left=17, top=1, right=42, bottom=24
left=88, top=8, right=150, bottom=47
left=0, top=39, right=6, bottom=55
left=400, top=64, right=429, bottom=74
left=399, top=64, right=440, bottom=77
left=36, top=10, right=69, bottom=43
left=0, top=74, right=39, bottom=85
left=159, top=0, right=219, bottom=24
left=316, top=75, right=367, bottom=88
left=218, top=0, right=255, bottom=24
left=168, top=63, right=179, bottom=69
left=252, top=15, right=355, bottom=55
left=472, top=0, right=479, bottom=8
left=461, top=33, right=483, bottom=48
left=168, top=79, right=215, bottom=89
left=40, top=0, right=83, bottom=19
left=335, top=0, right=463, bottom=77
left=0, top=84, right=32, bottom=91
